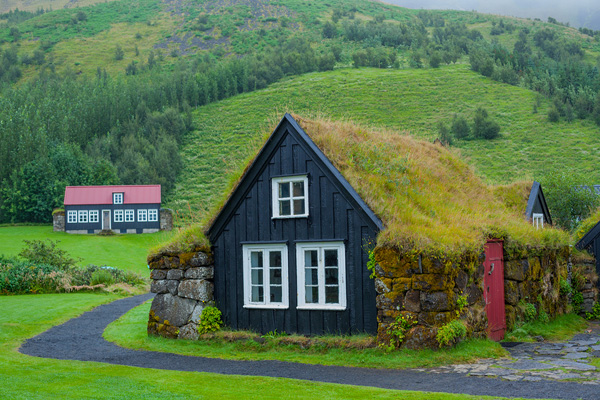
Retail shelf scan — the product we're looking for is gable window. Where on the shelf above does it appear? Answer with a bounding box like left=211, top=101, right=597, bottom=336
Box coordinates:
left=89, top=210, right=99, bottom=223
left=67, top=211, right=77, bottom=223
left=296, top=242, right=346, bottom=310
left=532, top=213, right=544, bottom=229
left=242, top=244, right=289, bottom=309
left=125, top=209, right=134, bottom=222
left=113, top=193, right=123, bottom=205
left=138, top=209, right=148, bottom=222
left=148, top=209, right=158, bottom=222
left=271, top=176, right=308, bottom=218
left=78, top=210, right=88, bottom=224
left=114, top=210, right=124, bottom=223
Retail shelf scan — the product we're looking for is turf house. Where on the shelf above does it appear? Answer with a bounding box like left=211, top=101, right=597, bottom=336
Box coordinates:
left=525, top=181, right=552, bottom=229
left=147, top=114, right=571, bottom=348
left=54, top=185, right=172, bottom=234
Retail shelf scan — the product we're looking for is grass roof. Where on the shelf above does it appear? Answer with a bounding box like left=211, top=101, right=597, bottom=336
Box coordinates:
left=292, top=115, right=569, bottom=256
left=153, top=114, right=570, bottom=259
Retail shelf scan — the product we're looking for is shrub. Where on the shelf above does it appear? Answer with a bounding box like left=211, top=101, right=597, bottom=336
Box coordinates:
left=472, top=107, right=500, bottom=139
left=90, top=269, right=116, bottom=286
left=198, top=306, right=223, bottom=334
left=538, top=309, right=549, bottom=324
left=383, top=314, right=416, bottom=350
left=559, top=279, right=572, bottom=296
left=437, top=121, right=453, bottom=145
left=436, top=320, right=467, bottom=347
left=0, top=256, right=69, bottom=294
left=585, top=302, right=600, bottom=320
left=450, top=115, right=470, bottom=139
left=548, top=107, right=560, bottom=122
left=18, top=239, right=79, bottom=271
left=522, top=302, right=537, bottom=322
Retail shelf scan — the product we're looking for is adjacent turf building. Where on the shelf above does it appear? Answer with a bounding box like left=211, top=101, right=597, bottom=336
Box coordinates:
left=148, top=114, right=571, bottom=348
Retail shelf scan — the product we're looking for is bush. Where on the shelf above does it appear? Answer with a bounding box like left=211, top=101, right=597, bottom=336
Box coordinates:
left=437, top=121, right=453, bottom=145
left=450, top=115, right=470, bottom=139
left=436, top=319, right=467, bottom=347
left=472, top=107, right=500, bottom=139
left=198, top=306, right=223, bottom=334
left=0, top=256, right=69, bottom=294
left=90, top=269, right=116, bottom=286
left=383, top=314, right=416, bottom=350
left=548, top=107, right=560, bottom=122
left=19, top=239, right=79, bottom=271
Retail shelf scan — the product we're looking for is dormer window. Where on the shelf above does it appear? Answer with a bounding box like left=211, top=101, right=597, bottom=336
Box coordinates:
left=113, top=192, right=123, bottom=204
left=272, top=176, right=308, bottom=218
left=532, top=213, right=544, bottom=229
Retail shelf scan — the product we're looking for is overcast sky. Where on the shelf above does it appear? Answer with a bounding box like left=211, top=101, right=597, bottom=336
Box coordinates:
left=384, top=0, right=600, bottom=29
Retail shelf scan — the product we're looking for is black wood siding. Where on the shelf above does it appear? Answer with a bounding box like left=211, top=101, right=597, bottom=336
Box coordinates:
left=212, top=130, right=379, bottom=335
left=64, top=203, right=160, bottom=232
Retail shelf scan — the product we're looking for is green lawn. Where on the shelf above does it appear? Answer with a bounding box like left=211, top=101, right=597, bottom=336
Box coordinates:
left=105, top=301, right=508, bottom=369
left=0, top=293, right=538, bottom=399
left=169, top=64, right=600, bottom=217
left=0, top=225, right=174, bottom=274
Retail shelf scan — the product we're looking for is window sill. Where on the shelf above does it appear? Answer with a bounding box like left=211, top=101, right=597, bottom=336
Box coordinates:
left=271, top=215, right=309, bottom=220
left=243, top=304, right=289, bottom=310
left=296, top=305, right=346, bottom=311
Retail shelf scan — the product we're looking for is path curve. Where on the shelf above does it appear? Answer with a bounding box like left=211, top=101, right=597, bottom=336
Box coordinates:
left=19, top=294, right=599, bottom=399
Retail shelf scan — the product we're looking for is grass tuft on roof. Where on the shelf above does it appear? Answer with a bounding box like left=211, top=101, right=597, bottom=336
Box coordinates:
left=292, top=115, right=569, bottom=256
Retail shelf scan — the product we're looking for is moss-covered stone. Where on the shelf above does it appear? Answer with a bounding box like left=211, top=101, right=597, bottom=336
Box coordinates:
left=412, top=274, right=453, bottom=292
left=505, top=260, right=526, bottom=281
left=504, top=279, right=519, bottom=306
left=420, top=290, right=455, bottom=312
left=404, top=289, right=421, bottom=312
left=505, top=304, right=516, bottom=331
left=392, top=277, right=412, bottom=291
left=403, top=326, right=438, bottom=349
left=418, top=311, right=453, bottom=326
left=374, top=277, right=392, bottom=294
left=421, top=257, right=453, bottom=275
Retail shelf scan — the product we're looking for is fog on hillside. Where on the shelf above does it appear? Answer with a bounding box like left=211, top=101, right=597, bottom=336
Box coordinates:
left=385, top=0, right=600, bottom=30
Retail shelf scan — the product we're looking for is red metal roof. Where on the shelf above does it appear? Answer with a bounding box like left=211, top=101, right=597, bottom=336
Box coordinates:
left=64, top=185, right=161, bottom=206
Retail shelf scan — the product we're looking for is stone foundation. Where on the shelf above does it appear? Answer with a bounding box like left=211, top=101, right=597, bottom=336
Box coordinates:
left=373, top=245, right=569, bottom=349
left=147, top=250, right=214, bottom=339
left=572, top=257, right=599, bottom=315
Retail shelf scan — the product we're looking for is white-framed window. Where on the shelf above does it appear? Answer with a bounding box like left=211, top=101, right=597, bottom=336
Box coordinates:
left=89, top=210, right=99, bottom=223
left=242, top=244, right=289, bottom=309
left=296, top=242, right=346, bottom=310
left=78, top=210, right=88, bottom=223
left=67, top=210, right=77, bottom=223
left=148, top=209, right=158, bottom=222
left=125, top=209, right=134, bottom=222
left=272, top=176, right=308, bottom=218
left=138, top=209, right=148, bottom=222
left=114, top=210, right=124, bottom=223
left=532, top=213, right=544, bottom=229
left=113, top=192, right=123, bottom=204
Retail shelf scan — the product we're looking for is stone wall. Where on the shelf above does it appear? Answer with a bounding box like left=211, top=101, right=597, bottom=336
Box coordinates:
left=373, top=245, right=569, bottom=349
left=160, top=208, right=173, bottom=231
left=571, top=256, right=598, bottom=315
left=53, top=210, right=65, bottom=232
left=147, top=250, right=214, bottom=340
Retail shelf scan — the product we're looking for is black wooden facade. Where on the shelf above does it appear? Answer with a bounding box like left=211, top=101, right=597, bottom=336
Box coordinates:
left=576, top=224, right=600, bottom=286
left=207, top=114, right=383, bottom=335
left=525, top=181, right=552, bottom=226
left=64, top=203, right=160, bottom=233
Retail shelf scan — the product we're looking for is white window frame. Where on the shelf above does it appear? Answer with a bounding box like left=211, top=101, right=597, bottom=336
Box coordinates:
left=138, top=209, right=148, bottom=222
left=114, top=210, right=124, bottom=223
left=125, top=209, right=135, bottom=222
left=242, top=244, right=289, bottom=309
left=113, top=192, right=123, bottom=205
left=148, top=209, right=158, bottom=222
left=271, top=175, right=309, bottom=219
left=67, top=210, right=77, bottom=223
left=296, top=242, right=346, bottom=311
left=78, top=210, right=88, bottom=224
left=532, top=213, right=544, bottom=229
left=89, top=210, right=99, bottom=223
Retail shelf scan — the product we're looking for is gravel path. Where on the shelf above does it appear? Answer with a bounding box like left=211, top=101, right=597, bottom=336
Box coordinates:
left=19, top=294, right=600, bottom=399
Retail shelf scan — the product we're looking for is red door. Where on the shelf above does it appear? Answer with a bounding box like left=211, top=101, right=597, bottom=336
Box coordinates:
left=484, top=240, right=506, bottom=341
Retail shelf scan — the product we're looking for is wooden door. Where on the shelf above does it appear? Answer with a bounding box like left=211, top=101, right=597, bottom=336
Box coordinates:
left=484, top=240, right=506, bottom=341
left=102, top=210, right=110, bottom=230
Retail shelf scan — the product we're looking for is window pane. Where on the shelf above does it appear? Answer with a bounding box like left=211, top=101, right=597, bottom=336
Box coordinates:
left=305, top=286, right=319, bottom=304
left=293, top=199, right=305, bottom=215
left=250, top=251, right=262, bottom=269
left=325, top=286, right=339, bottom=304
left=270, top=268, right=282, bottom=285
left=270, top=286, right=282, bottom=302
left=251, top=269, right=263, bottom=285
left=324, top=250, right=338, bottom=267
left=278, top=182, right=290, bottom=198
left=305, top=268, right=318, bottom=285
left=325, top=267, right=338, bottom=285
left=269, top=251, right=281, bottom=268
left=292, top=181, right=304, bottom=197
left=279, top=200, right=291, bottom=216
left=251, top=286, right=263, bottom=302
left=304, top=250, right=318, bottom=267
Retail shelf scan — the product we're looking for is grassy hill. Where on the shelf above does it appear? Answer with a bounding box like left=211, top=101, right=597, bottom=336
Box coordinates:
left=169, top=64, right=600, bottom=218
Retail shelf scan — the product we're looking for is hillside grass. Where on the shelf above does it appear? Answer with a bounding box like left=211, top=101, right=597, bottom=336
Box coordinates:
left=170, top=64, right=600, bottom=220
left=0, top=225, right=173, bottom=274
left=0, top=293, right=526, bottom=400
left=0, top=0, right=115, bottom=13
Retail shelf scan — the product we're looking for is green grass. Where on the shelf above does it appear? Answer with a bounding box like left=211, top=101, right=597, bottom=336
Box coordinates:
left=504, top=313, right=589, bottom=342
left=0, top=225, right=174, bottom=274
left=0, top=293, right=534, bottom=399
left=170, top=64, right=600, bottom=218
left=105, top=300, right=509, bottom=369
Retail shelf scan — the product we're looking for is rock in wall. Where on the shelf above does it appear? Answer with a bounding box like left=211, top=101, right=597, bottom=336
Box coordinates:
left=159, top=208, right=173, bottom=231
left=53, top=210, right=65, bottom=232
left=147, top=250, right=214, bottom=340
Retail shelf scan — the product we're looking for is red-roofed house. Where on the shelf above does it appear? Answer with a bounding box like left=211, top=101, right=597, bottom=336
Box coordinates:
left=61, top=185, right=167, bottom=234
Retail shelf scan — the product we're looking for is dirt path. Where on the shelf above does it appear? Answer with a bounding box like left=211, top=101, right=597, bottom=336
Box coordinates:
left=19, top=294, right=600, bottom=400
